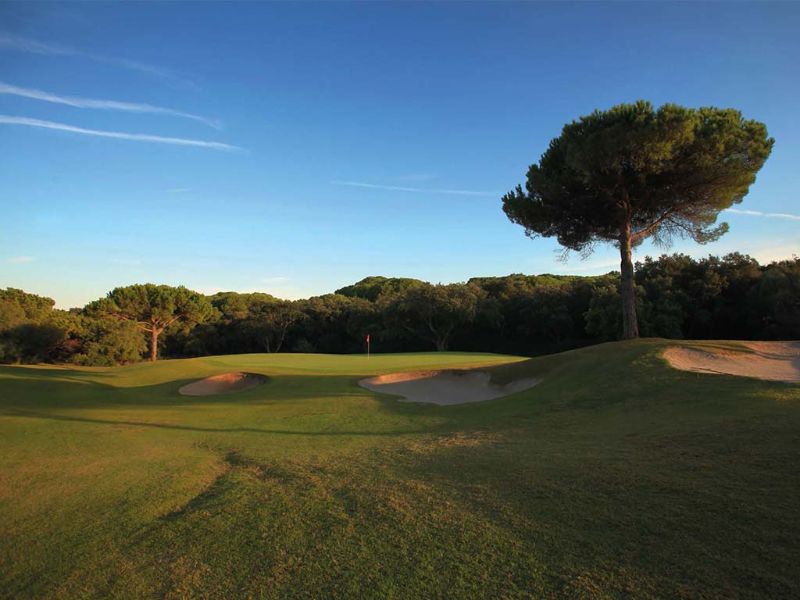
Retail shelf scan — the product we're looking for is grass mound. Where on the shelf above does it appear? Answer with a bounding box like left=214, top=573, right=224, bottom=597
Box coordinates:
left=1, top=342, right=798, bottom=598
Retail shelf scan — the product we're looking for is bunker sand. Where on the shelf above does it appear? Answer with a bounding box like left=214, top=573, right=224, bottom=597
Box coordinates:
left=178, top=372, right=268, bottom=396
left=359, top=369, right=539, bottom=405
left=664, top=341, right=800, bottom=383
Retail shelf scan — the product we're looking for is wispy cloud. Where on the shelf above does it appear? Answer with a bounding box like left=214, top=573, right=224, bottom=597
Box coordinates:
left=725, top=208, right=800, bottom=222
left=0, top=81, right=220, bottom=128
left=7, top=256, right=35, bottom=264
left=0, top=33, right=196, bottom=89
left=0, top=115, right=241, bottom=151
left=332, top=180, right=499, bottom=197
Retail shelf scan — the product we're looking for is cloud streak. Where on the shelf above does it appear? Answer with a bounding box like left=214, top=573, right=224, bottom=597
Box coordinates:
left=0, top=33, right=196, bottom=88
left=332, top=180, right=499, bottom=197
left=7, top=256, right=35, bottom=264
left=725, top=208, right=800, bottom=222
left=0, top=115, right=240, bottom=151
left=0, top=82, right=220, bottom=128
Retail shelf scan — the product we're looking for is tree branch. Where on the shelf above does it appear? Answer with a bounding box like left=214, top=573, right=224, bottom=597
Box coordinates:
left=631, top=207, right=676, bottom=243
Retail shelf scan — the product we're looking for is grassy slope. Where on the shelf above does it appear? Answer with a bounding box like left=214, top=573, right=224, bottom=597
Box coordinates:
left=0, top=342, right=798, bottom=599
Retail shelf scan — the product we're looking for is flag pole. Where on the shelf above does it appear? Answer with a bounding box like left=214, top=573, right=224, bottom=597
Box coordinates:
left=366, top=333, right=370, bottom=359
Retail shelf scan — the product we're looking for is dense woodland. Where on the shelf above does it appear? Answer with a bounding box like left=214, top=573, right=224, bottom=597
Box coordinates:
left=1, top=252, right=798, bottom=366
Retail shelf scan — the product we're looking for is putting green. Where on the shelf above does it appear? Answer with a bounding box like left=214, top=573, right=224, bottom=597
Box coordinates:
left=1, top=341, right=798, bottom=598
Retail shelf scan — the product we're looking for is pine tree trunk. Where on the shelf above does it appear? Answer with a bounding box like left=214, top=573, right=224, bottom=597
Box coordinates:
left=149, top=328, right=159, bottom=362
left=619, top=225, right=639, bottom=339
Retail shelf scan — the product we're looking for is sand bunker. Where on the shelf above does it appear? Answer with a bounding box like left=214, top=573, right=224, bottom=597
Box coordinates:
left=663, top=341, right=800, bottom=383
left=359, top=369, right=539, bottom=405
left=178, top=372, right=268, bottom=396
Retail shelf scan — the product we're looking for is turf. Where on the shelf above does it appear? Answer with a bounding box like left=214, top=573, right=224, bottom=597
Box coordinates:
left=1, top=341, right=798, bottom=599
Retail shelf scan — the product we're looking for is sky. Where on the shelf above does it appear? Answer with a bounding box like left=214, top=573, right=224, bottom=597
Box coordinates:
left=1, top=2, right=798, bottom=309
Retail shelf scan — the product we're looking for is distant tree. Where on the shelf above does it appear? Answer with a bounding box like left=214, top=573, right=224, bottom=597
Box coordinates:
left=711, top=253, right=764, bottom=338
left=294, top=294, right=377, bottom=353
left=175, top=291, right=279, bottom=356
left=245, top=300, right=303, bottom=353
left=516, top=286, right=576, bottom=344
left=0, top=289, right=64, bottom=363
left=0, top=288, right=55, bottom=326
left=584, top=277, right=646, bottom=341
left=209, top=291, right=278, bottom=322
left=336, top=276, right=425, bottom=301
left=88, top=284, right=213, bottom=361
left=384, top=283, right=485, bottom=351
left=634, top=254, right=725, bottom=339
left=69, top=318, right=146, bottom=366
left=0, top=297, right=26, bottom=332
left=503, top=101, right=773, bottom=339
left=0, top=323, right=66, bottom=363
left=752, top=257, right=800, bottom=339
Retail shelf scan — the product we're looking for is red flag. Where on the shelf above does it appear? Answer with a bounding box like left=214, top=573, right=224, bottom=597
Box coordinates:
left=366, top=334, right=370, bottom=344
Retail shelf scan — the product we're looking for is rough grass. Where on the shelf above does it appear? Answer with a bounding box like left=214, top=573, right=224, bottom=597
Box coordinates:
left=1, top=342, right=798, bottom=599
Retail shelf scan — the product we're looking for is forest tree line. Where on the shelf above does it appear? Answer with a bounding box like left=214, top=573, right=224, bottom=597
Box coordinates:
left=1, top=252, right=797, bottom=366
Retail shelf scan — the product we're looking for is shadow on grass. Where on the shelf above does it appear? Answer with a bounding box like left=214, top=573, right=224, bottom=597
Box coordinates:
left=0, top=371, right=381, bottom=406
left=2, top=408, right=433, bottom=437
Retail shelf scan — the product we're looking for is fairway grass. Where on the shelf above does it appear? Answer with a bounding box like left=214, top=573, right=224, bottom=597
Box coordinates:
left=1, top=342, right=798, bottom=598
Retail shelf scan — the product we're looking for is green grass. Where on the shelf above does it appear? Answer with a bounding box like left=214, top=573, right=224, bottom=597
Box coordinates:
left=1, top=341, right=798, bottom=599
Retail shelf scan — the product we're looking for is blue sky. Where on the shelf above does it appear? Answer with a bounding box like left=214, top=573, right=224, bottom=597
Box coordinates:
left=1, top=2, right=798, bottom=308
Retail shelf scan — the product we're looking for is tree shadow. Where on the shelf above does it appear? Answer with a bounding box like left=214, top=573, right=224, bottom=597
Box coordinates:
left=0, top=365, right=113, bottom=386
left=2, top=408, right=432, bottom=437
